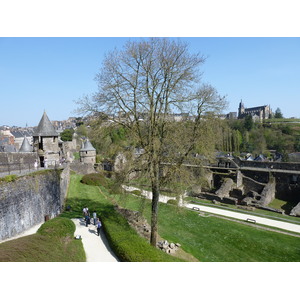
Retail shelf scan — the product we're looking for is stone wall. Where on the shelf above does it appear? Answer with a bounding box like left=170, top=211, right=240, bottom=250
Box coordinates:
left=0, top=168, right=70, bottom=241
left=69, top=161, right=95, bottom=175
left=233, top=157, right=300, bottom=171
left=258, top=177, right=276, bottom=206
left=0, top=152, right=38, bottom=173
left=242, top=175, right=266, bottom=195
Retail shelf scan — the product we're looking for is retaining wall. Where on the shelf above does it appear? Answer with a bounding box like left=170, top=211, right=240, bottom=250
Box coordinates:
left=0, top=167, right=70, bottom=241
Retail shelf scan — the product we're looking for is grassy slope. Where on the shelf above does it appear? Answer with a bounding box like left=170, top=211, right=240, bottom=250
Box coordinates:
left=0, top=217, right=85, bottom=262
left=117, top=192, right=300, bottom=262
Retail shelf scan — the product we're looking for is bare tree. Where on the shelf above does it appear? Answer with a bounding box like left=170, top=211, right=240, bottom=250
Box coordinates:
left=76, top=38, right=227, bottom=246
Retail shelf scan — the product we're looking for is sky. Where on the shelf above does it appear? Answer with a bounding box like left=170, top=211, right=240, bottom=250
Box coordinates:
left=1, top=37, right=299, bottom=127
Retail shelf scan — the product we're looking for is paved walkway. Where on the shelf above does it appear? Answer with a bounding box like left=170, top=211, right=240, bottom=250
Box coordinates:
left=123, top=185, right=300, bottom=234
left=72, top=218, right=119, bottom=262
left=184, top=203, right=300, bottom=234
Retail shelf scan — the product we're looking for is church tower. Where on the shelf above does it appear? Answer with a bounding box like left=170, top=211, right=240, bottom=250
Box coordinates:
left=238, top=100, right=245, bottom=119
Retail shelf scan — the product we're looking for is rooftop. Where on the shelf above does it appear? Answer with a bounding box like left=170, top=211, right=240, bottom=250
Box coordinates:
left=33, top=111, right=58, bottom=137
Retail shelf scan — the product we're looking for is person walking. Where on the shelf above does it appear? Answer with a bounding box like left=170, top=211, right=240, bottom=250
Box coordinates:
left=96, top=219, right=102, bottom=236
left=83, top=207, right=87, bottom=217
left=92, top=211, right=97, bottom=225
left=85, top=215, right=91, bottom=227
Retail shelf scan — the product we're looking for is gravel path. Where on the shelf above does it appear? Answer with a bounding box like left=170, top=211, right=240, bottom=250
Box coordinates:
left=72, top=218, right=119, bottom=262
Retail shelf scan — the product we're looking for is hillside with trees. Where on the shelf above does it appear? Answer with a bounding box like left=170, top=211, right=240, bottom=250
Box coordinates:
left=216, top=115, right=300, bottom=160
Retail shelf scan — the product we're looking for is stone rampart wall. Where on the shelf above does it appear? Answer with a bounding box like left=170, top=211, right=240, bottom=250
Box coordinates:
left=0, top=152, right=38, bottom=173
left=0, top=168, right=70, bottom=241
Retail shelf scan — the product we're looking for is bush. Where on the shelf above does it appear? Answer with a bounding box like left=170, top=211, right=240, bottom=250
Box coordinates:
left=81, top=173, right=111, bottom=189
left=0, top=174, right=17, bottom=183
left=167, top=199, right=178, bottom=206
left=37, top=217, right=75, bottom=238
left=131, top=189, right=142, bottom=196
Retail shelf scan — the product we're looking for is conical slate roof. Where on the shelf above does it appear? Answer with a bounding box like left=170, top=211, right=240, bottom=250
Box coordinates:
left=19, top=137, right=32, bottom=152
left=33, top=111, right=58, bottom=137
left=80, top=139, right=96, bottom=151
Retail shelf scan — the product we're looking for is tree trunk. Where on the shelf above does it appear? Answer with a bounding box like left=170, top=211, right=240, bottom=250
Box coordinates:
left=150, top=181, right=160, bottom=247
left=150, top=159, right=160, bottom=247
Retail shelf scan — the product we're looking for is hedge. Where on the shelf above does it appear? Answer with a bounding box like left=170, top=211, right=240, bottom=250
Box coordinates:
left=100, top=205, right=184, bottom=262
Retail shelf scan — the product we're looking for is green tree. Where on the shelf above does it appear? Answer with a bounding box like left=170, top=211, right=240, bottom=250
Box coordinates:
left=76, top=38, right=226, bottom=246
left=60, top=128, right=74, bottom=141
left=244, top=115, right=254, bottom=131
left=274, top=107, right=283, bottom=119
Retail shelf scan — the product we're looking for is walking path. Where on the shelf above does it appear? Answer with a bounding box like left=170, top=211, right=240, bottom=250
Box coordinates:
left=72, top=218, right=119, bottom=262
left=185, top=203, right=300, bottom=234
left=123, top=185, right=300, bottom=234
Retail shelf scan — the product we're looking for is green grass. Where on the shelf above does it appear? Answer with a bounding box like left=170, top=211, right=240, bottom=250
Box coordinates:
left=115, top=192, right=300, bottom=262
left=268, top=198, right=288, bottom=210
left=0, top=217, right=86, bottom=262
left=60, top=174, right=183, bottom=262
left=185, top=196, right=300, bottom=224
left=264, top=118, right=300, bottom=123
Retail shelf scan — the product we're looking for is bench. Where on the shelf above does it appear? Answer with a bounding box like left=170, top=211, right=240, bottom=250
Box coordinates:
left=246, top=218, right=256, bottom=224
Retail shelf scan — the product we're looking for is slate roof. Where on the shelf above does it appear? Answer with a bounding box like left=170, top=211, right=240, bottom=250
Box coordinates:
left=33, top=111, right=58, bottom=137
left=0, top=145, right=16, bottom=152
left=19, top=137, right=32, bottom=152
left=80, top=139, right=96, bottom=151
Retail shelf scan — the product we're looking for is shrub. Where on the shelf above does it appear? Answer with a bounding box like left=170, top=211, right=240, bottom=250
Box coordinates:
left=0, top=174, right=17, bottom=183
left=167, top=199, right=178, bottom=206
left=81, top=173, right=111, bottom=188
left=37, top=217, right=75, bottom=238
left=131, top=189, right=142, bottom=196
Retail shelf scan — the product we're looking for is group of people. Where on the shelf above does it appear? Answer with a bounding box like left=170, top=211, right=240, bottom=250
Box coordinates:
left=83, top=207, right=102, bottom=236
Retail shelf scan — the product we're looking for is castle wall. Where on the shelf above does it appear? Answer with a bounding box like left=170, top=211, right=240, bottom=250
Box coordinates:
left=0, top=152, right=38, bottom=173
left=80, top=150, right=96, bottom=164
left=0, top=168, right=70, bottom=241
left=42, top=136, right=59, bottom=152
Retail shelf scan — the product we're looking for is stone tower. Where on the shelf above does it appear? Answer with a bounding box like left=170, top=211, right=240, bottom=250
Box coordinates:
left=33, top=111, right=60, bottom=167
left=80, top=139, right=96, bottom=164
left=238, top=100, right=245, bottom=118
left=19, top=137, right=32, bottom=152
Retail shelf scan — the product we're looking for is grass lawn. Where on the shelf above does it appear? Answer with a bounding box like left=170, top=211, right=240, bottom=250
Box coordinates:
left=118, top=191, right=300, bottom=261
left=0, top=217, right=85, bottom=262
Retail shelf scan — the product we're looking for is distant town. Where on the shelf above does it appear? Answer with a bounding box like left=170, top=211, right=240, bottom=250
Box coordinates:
left=0, top=100, right=281, bottom=153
